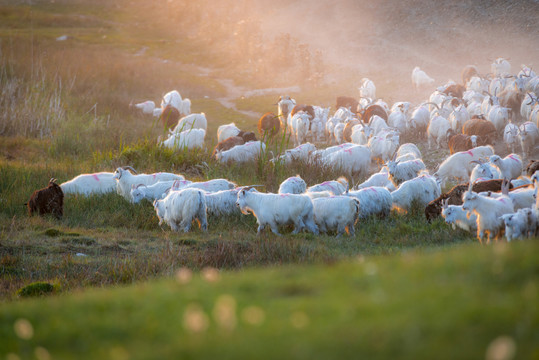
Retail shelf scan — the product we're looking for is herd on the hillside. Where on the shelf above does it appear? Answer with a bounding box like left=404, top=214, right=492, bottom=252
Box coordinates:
left=27, top=58, right=539, bottom=243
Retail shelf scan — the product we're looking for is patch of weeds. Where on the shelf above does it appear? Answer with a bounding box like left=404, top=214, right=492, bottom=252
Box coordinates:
left=177, top=238, right=197, bottom=246
left=60, top=236, right=96, bottom=246
left=17, top=281, right=59, bottom=298
left=43, top=228, right=62, bottom=237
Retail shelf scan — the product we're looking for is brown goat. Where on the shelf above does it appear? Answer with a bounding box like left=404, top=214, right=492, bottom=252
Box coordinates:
left=159, top=105, right=180, bottom=129
left=425, top=179, right=512, bottom=222
left=290, top=104, right=316, bottom=120
left=442, top=84, right=465, bottom=99
left=462, top=118, right=497, bottom=145
left=211, top=136, right=245, bottom=158
left=336, top=96, right=359, bottom=113
left=525, top=160, right=539, bottom=177
left=27, top=178, right=64, bottom=219
left=257, top=112, right=281, bottom=138
left=238, top=131, right=257, bottom=142
left=343, top=119, right=361, bottom=143
left=461, top=65, right=479, bottom=86
left=362, top=104, right=388, bottom=123
left=448, top=133, right=475, bottom=154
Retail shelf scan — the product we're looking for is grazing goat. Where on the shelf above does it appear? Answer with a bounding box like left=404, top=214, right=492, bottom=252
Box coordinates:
left=27, top=178, right=64, bottom=219
left=278, top=175, right=307, bottom=194
left=434, top=145, right=495, bottom=188
left=212, top=136, right=245, bottom=158
left=356, top=171, right=397, bottom=192
left=160, top=128, right=205, bottom=150
left=131, top=180, right=177, bottom=204
left=258, top=112, right=281, bottom=138
left=171, top=113, right=207, bottom=133
left=154, top=188, right=207, bottom=233
left=427, top=116, right=451, bottom=149
left=217, top=123, right=241, bottom=143
left=347, top=186, right=392, bottom=219
left=323, top=144, right=372, bottom=178
left=312, top=196, right=360, bottom=236
left=235, top=188, right=319, bottom=235
left=448, top=133, right=477, bottom=154
left=391, top=175, right=441, bottom=214
left=159, top=105, right=180, bottom=129
left=386, top=159, right=427, bottom=186
left=60, top=172, right=116, bottom=196
left=462, top=118, right=497, bottom=146
left=204, top=189, right=242, bottom=217
left=307, top=177, right=349, bottom=196
left=272, top=143, right=316, bottom=165
left=215, top=141, right=266, bottom=164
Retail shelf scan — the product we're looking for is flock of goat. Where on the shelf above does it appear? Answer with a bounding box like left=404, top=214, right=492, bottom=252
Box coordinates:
left=27, top=58, right=539, bottom=243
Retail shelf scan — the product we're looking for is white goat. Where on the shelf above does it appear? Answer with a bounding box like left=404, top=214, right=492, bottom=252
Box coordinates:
left=277, top=95, right=296, bottom=132
left=469, top=161, right=501, bottom=183
left=386, top=159, right=427, bottom=186
left=272, top=143, right=316, bottom=165
left=153, top=188, right=207, bottom=233
left=171, top=113, right=207, bottom=133
left=204, top=189, right=241, bottom=217
left=491, top=58, right=511, bottom=77
left=449, top=104, right=470, bottom=132
left=434, top=146, right=495, bottom=188
left=160, top=128, right=205, bottom=150
left=312, top=196, right=360, bottom=236
left=489, top=154, right=523, bottom=181
left=396, top=143, right=422, bottom=160
left=503, top=123, right=520, bottom=153
left=323, top=144, right=372, bottom=178
left=235, top=189, right=319, bottom=235
left=278, top=175, right=307, bottom=194
left=441, top=202, right=477, bottom=232
left=217, top=123, right=241, bottom=143
left=461, top=184, right=514, bottom=243
left=113, top=167, right=184, bottom=201
left=488, top=105, right=511, bottom=134
left=131, top=100, right=155, bottom=115
left=368, top=132, right=400, bottom=164
left=427, top=115, right=451, bottom=149
left=500, top=209, right=532, bottom=241
left=412, top=66, right=434, bottom=89
left=359, top=78, right=376, bottom=99
left=519, top=122, right=539, bottom=158
left=60, top=172, right=116, bottom=196
left=215, top=141, right=266, bottom=164
left=171, top=178, right=235, bottom=193
left=307, top=177, right=349, bottom=196
left=356, top=171, right=397, bottom=192
left=408, top=104, right=430, bottom=137
left=347, top=186, right=393, bottom=219
left=391, top=175, right=441, bottom=213
left=130, top=180, right=177, bottom=204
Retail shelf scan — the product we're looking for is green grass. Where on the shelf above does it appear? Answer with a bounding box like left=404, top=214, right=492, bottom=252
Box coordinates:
left=0, top=241, right=537, bottom=359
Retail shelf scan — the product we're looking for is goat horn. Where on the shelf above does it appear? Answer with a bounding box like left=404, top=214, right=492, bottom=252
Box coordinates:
left=122, top=166, right=137, bottom=174
left=423, top=102, right=440, bottom=110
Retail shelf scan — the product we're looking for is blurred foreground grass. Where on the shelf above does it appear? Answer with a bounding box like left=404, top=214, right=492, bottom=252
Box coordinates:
left=1, top=241, right=537, bottom=359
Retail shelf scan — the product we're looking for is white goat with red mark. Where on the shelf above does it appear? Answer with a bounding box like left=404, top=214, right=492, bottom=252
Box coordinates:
left=161, top=128, right=205, bottom=150
left=217, top=123, right=241, bottom=143
left=235, top=189, right=319, bottom=236
left=60, top=172, right=116, bottom=196
left=386, top=158, right=427, bottom=187
left=489, top=154, right=523, bottom=181
left=347, top=186, right=393, bottom=219
left=307, top=177, right=349, bottom=196
left=391, top=175, right=441, bottom=214
left=434, top=146, right=495, bottom=188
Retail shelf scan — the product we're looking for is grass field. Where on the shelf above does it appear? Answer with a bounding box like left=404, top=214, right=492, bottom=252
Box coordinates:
left=0, top=1, right=538, bottom=359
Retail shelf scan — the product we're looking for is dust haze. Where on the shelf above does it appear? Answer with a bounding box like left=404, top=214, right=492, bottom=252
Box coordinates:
left=243, top=0, right=539, bottom=101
